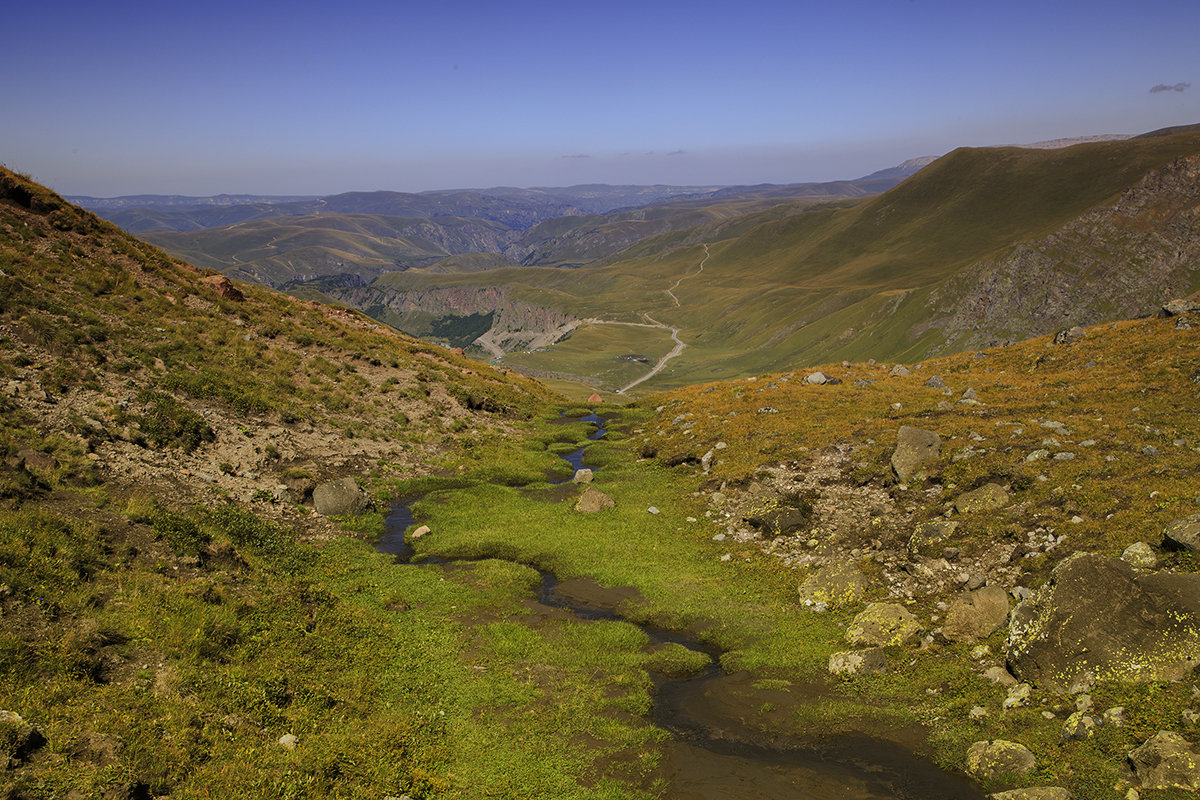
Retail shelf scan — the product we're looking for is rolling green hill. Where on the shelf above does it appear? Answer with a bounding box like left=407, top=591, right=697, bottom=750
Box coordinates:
left=325, top=127, right=1200, bottom=395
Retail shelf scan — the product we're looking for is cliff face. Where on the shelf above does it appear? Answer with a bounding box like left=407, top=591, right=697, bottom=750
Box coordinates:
left=915, top=154, right=1200, bottom=351
left=328, top=284, right=579, bottom=355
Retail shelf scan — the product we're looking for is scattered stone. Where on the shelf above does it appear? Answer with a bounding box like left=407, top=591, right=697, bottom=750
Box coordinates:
left=1075, top=694, right=1093, bottom=713
left=1122, top=542, right=1157, bottom=569
left=943, top=586, right=1010, bottom=643
left=828, top=647, right=888, bottom=676
left=1103, top=707, right=1128, bottom=727
left=970, top=706, right=989, bottom=720
left=1007, top=554, right=1200, bottom=690
left=1004, top=683, right=1033, bottom=711
left=924, top=375, right=947, bottom=390
left=990, top=788, right=1072, bottom=800
left=201, top=273, right=245, bottom=302
left=889, top=365, right=912, bottom=376
left=908, top=520, right=959, bottom=557
left=961, top=387, right=980, bottom=403
left=983, top=666, right=1018, bottom=687
left=798, top=561, right=870, bottom=608
left=576, top=487, right=615, bottom=514
left=1183, top=709, right=1200, bottom=725
left=1062, top=712, right=1096, bottom=742
left=1128, top=730, right=1200, bottom=791
left=1162, top=514, right=1200, bottom=554
left=954, top=483, right=1010, bottom=513
left=572, top=468, right=594, bottom=484
left=410, top=525, right=431, bottom=539
left=1025, top=449, right=1050, bottom=462
left=966, top=740, right=1036, bottom=780
left=891, top=426, right=941, bottom=484
left=312, top=477, right=369, bottom=516
left=647, top=506, right=660, bottom=515
left=1053, top=326, right=1087, bottom=344
left=845, top=603, right=921, bottom=647
left=1143, top=445, right=1160, bottom=456
left=806, top=371, right=829, bottom=385
left=278, top=733, right=298, bottom=750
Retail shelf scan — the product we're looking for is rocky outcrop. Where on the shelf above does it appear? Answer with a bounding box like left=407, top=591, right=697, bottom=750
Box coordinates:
left=1006, top=554, right=1200, bottom=690
left=915, top=154, right=1200, bottom=354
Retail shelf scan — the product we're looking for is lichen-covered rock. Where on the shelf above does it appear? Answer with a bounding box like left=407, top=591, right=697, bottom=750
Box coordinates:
left=571, top=468, right=594, bottom=484
left=990, top=788, right=1071, bottom=800
left=828, top=647, right=888, bottom=676
left=944, top=586, right=1010, bottom=642
left=798, top=561, right=869, bottom=608
left=891, top=426, right=941, bottom=483
left=966, top=739, right=1036, bottom=780
left=1061, top=712, right=1096, bottom=742
left=1121, top=541, right=1158, bottom=569
left=575, top=486, right=615, bottom=513
left=1128, top=730, right=1200, bottom=790
left=846, top=603, right=920, bottom=647
left=954, top=483, right=1011, bottom=513
left=1162, top=513, right=1200, bottom=554
left=1007, top=554, right=1200, bottom=690
left=312, top=477, right=369, bottom=516
left=908, top=520, right=959, bottom=557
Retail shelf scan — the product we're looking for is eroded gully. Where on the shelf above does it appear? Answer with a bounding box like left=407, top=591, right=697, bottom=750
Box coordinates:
left=376, top=413, right=985, bottom=800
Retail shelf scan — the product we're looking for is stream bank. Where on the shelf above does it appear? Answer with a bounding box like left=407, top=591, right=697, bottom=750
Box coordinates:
left=375, top=413, right=985, bottom=799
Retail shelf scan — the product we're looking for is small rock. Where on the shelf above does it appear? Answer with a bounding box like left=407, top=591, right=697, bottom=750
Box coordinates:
left=410, top=525, right=431, bottom=539
left=970, top=706, right=989, bottom=720
left=966, top=740, right=1036, bottom=780
left=983, top=666, right=1018, bottom=687
left=1062, top=712, right=1096, bottom=742
left=1143, top=445, right=1160, bottom=456
left=1004, top=683, right=1033, bottom=711
left=891, top=426, right=942, bottom=484
left=1103, top=706, right=1128, bottom=727
left=924, top=375, right=947, bottom=390
left=845, top=603, right=921, bottom=647
left=1076, top=694, right=1093, bottom=713
left=572, top=468, right=594, bottom=484
left=828, top=648, right=888, bottom=676
left=806, top=371, right=828, bottom=385
left=1054, top=326, right=1087, bottom=344
left=575, top=487, right=615, bottom=514
left=313, top=477, right=369, bottom=516
left=278, top=733, right=298, bottom=750
left=889, top=365, right=912, bottom=376
left=954, top=483, right=1010, bottom=513
left=1183, top=709, right=1200, bottom=725
left=990, top=788, right=1072, bottom=800
left=647, top=506, right=660, bottom=515
left=1121, top=542, right=1157, bottom=568
left=1026, top=449, right=1050, bottom=462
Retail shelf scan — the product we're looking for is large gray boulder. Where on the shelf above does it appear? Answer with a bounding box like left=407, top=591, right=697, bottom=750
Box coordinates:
left=312, top=477, right=369, bottom=516
left=1128, top=730, right=1200, bottom=790
left=891, top=426, right=941, bottom=483
left=943, top=586, right=1010, bottom=643
left=1007, top=554, right=1200, bottom=690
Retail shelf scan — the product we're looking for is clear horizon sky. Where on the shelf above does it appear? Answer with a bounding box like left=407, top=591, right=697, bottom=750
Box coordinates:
left=4, top=0, right=1197, bottom=197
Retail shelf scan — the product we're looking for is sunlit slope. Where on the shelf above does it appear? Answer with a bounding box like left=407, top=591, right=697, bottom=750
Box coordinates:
left=366, top=129, right=1200, bottom=390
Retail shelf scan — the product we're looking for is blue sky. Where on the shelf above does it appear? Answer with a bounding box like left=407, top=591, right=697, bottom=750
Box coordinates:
left=4, top=0, right=1197, bottom=196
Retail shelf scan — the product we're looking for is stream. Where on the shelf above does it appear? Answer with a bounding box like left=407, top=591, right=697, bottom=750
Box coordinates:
left=376, top=413, right=985, bottom=800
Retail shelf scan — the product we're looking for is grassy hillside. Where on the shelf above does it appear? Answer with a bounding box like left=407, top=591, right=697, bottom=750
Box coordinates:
left=5, top=166, right=1200, bottom=799
left=354, top=129, right=1200, bottom=393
